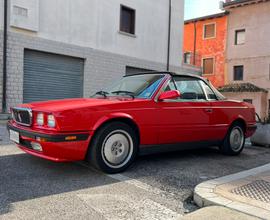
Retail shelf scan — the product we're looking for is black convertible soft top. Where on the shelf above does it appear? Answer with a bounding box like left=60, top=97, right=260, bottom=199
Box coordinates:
left=124, top=71, right=205, bottom=80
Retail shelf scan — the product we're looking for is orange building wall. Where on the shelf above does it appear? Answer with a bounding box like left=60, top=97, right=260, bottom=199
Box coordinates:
left=183, top=15, right=227, bottom=88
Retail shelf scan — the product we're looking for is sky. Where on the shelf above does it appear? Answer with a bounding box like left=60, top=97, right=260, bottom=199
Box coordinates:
left=184, top=0, right=223, bottom=20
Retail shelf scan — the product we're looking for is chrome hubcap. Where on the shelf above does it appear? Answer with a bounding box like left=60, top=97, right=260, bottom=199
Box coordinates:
left=230, top=126, right=244, bottom=151
left=102, top=130, right=133, bottom=169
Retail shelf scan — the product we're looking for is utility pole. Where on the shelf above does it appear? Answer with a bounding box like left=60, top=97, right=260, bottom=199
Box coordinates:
left=2, top=0, right=8, bottom=113
left=166, top=0, right=172, bottom=71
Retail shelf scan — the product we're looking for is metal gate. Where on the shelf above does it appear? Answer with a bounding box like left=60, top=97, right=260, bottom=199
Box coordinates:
left=23, top=50, right=84, bottom=103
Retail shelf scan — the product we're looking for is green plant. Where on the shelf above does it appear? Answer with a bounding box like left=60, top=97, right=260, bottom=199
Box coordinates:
left=262, top=116, right=270, bottom=124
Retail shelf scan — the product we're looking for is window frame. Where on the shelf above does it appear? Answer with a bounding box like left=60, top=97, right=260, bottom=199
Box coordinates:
left=269, top=64, right=270, bottom=80
left=202, top=57, right=215, bottom=75
left=184, top=52, right=192, bottom=64
left=243, top=99, right=253, bottom=104
left=235, top=29, right=246, bottom=45
left=203, top=22, right=216, bottom=40
left=119, top=5, right=136, bottom=36
left=155, top=75, right=225, bottom=102
left=200, top=80, right=218, bottom=101
left=268, top=99, right=270, bottom=117
left=159, top=76, right=214, bottom=102
left=233, top=65, right=244, bottom=81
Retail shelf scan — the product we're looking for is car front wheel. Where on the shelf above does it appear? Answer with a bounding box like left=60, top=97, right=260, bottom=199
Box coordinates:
left=87, top=122, right=138, bottom=174
left=219, top=123, right=245, bottom=155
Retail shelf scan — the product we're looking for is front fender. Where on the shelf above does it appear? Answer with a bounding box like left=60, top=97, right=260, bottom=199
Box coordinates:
left=92, top=112, right=135, bottom=131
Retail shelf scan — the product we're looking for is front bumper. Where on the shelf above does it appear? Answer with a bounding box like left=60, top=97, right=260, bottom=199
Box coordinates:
left=7, top=122, right=91, bottom=162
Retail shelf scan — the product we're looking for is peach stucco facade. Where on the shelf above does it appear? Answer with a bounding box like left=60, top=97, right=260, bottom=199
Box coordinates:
left=183, top=14, right=228, bottom=88
left=225, top=0, right=270, bottom=119
left=222, top=92, right=268, bottom=119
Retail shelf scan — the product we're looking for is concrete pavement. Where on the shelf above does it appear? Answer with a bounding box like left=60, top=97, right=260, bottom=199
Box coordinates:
left=180, top=206, right=260, bottom=220
left=1, top=143, right=270, bottom=219
left=194, top=163, right=270, bottom=219
left=2, top=119, right=270, bottom=219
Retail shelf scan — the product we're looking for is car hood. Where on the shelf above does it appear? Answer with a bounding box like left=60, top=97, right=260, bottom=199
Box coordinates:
left=19, top=98, right=143, bottom=112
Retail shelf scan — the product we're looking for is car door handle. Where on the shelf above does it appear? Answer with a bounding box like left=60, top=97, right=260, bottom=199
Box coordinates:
left=205, top=108, right=213, bottom=113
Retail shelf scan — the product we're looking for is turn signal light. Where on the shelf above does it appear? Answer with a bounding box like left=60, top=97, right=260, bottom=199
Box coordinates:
left=65, top=136, right=77, bottom=141
left=36, top=137, right=48, bottom=142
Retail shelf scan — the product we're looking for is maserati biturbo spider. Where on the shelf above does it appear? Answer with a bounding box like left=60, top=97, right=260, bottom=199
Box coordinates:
left=8, top=72, right=257, bottom=173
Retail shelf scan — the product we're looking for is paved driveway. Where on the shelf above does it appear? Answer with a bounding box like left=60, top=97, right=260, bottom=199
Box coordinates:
left=1, top=141, right=270, bottom=219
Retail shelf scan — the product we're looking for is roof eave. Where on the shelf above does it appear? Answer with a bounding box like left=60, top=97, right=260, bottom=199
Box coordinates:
left=223, top=0, right=270, bottom=10
left=184, top=12, right=228, bottom=24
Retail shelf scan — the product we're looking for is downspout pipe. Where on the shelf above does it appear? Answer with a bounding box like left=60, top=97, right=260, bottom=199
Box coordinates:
left=193, top=21, right=197, bottom=66
left=166, top=0, right=172, bottom=71
left=2, top=0, right=8, bottom=113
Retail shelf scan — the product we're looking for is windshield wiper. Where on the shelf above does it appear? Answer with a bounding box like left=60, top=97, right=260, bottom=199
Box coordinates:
left=111, top=91, right=135, bottom=98
left=95, top=91, right=109, bottom=97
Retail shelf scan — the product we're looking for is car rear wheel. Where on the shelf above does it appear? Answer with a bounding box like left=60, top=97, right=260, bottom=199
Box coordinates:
left=219, top=123, right=245, bottom=156
left=87, top=122, right=138, bottom=174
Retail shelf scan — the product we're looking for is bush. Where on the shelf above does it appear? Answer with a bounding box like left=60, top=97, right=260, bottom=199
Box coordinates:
left=262, top=116, right=270, bottom=124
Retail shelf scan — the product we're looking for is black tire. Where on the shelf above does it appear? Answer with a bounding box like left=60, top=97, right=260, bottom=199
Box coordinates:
left=251, top=142, right=257, bottom=146
left=219, top=123, right=245, bottom=156
left=87, top=122, right=138, bottom=174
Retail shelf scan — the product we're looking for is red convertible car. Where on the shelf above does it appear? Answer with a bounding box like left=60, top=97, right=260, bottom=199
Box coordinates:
left=8, top=72, right=257, bottom=173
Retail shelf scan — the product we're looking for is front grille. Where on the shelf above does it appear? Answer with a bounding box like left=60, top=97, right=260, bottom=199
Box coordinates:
left=12, top=107, right=32, bottom=126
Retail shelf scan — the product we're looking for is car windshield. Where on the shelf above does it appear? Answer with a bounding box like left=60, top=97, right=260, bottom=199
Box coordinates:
left=95, top=74, right=165, bottom=99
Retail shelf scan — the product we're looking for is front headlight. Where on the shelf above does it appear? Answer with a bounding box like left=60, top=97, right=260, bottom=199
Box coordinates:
left=36, top=113, right=44, bottom=126
left=47, top=115, right=56, bottom=128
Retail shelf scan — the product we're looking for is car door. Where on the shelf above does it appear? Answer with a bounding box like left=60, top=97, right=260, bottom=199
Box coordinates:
left=200, top=80, right=230, bottom=141
left=157, top=76, right=213, bottom=145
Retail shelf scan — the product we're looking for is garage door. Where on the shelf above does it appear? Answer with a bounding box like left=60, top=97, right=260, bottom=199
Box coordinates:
left=23, top=50, right=84, bottom=103
left=125, top=66, right=153, bottom=76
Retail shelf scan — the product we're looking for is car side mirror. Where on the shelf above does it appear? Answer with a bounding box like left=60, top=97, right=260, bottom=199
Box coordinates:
left=158, top=90, right=180, bottom=101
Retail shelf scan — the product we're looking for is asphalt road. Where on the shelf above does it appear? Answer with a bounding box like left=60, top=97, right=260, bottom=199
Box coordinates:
left=1, top=140, right=270, bottom=219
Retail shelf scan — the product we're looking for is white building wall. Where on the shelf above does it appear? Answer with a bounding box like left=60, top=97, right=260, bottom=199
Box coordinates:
left=0, top=0, right=184, bottom=67
left=0, top=0, right=187, bottom=111
left=0, top=0, right=3, bottom=30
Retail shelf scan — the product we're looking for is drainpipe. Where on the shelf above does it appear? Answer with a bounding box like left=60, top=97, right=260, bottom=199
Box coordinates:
left=193, top=21, right=197, bottom=66
left=166, top=0, right=172, bottom=71
left=2, top=0, right=8, bottom=113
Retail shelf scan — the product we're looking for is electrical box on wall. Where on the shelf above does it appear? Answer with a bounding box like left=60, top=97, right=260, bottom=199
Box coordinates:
left=10, top=0, right=39, bottom=32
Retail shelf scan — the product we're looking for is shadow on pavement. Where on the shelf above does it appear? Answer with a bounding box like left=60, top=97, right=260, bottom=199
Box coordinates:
left=0, top=153, right=117, bottom=216
left=1, top=145, right=270, bottom=216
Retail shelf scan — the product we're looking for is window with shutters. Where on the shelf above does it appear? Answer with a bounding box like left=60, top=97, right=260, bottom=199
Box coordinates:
left=184, top=52, right=192, bottom=64
left=243, top=99, right=253, bottom=104
left=203, top=23, right=216, bottom=39
left=233, top=65, right=244, bottom=81
left=120, top=5, right=136, bottom=35
left=235, top=29, right=246, bottom=45
left=202, top=58, right=214, bottom=75
left=268, top=100, right=270, bottom=117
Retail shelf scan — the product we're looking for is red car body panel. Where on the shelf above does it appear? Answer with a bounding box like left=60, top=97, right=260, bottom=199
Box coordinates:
left=7, top=73, right=257, bottom=162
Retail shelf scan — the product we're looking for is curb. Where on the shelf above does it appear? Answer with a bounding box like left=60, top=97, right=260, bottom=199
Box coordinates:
left=194, top=163, right=270, bottom=219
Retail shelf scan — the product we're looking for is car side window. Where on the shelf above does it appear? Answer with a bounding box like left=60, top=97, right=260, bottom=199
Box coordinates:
left=164, top=80, right=177, bottom=91
left=173, top=77, right=206, bottom=101
left=201, top=81, right=217, bottom=100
